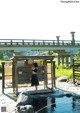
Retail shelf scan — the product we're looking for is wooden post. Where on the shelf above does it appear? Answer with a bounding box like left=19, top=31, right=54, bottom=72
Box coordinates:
left=73, top=59, right=75, bottom=84
left=53, top=61, right=56, bottom=87
left=2, top=62, right=5, bottom=93
left=44, top=60, right=47, bottom=88
left=15, top=60, right=18, bottom=95
left=12, top=59, right=18, bottom=95
left=12, top=60, right=16, bottom=93
left=51, top=60, right=53, bottom=90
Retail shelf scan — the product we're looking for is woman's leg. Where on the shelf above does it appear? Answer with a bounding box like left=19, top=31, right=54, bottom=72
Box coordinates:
left=35, top=86, right=37, bottom=90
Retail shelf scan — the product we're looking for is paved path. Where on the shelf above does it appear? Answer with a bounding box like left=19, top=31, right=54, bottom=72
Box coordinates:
left=0, top=80, right=80, bottom=113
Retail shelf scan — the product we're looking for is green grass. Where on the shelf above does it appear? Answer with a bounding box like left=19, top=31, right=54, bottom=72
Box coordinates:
left=55, top=66, right=73, bottom=79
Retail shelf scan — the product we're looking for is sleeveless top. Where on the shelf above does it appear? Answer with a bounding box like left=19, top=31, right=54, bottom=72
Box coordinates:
left=32, top=67, right=38, bottom=74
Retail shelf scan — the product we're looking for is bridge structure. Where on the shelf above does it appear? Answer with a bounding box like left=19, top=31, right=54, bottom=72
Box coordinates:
left=0, top=32, right=80, bottom=66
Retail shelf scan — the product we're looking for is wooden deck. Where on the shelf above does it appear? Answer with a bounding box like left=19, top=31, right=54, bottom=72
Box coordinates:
left=28, top=89, right=53, bottom=95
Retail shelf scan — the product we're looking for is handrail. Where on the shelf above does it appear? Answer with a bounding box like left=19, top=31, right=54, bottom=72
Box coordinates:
left=0, top=39, right=80, bottom=46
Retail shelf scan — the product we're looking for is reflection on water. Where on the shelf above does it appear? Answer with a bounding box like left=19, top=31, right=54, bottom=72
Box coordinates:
left=31, top=96, right=80, bottom=113
left=32, top=96, right=56, bottom=113
left=72, top=97, right=80, bottom=112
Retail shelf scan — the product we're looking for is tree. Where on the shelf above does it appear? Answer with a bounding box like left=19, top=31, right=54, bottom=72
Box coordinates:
left=46, top=51, right=54, bottom=56
left=0, top=52, right=4, bottom=60
left=76, top=50, right=80, bottom=56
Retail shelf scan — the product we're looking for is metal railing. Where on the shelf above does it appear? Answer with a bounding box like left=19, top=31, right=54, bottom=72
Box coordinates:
left=0, top=39, right=80, bottom=46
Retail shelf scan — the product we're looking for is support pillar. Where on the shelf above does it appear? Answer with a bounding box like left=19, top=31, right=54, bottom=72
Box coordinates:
left=66, top=56, right=69, bottom=67
left=58, top=55, right=60, bottom=66
left=70, top=55, right=73, bottom=66
left=62, top=56, right=64, bottom=65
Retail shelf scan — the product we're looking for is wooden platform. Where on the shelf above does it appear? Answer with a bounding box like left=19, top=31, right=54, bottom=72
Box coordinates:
left=28, top=89, right=53, bottom=95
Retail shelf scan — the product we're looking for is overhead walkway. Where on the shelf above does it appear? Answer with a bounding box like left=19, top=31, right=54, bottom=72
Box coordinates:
left=0, top=32, right=80, bottom=66
left=0, top=38, right=80, bottom=47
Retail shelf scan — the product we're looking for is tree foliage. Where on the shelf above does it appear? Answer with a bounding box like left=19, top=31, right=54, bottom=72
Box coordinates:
left=0, top=52, right=4, bottom=60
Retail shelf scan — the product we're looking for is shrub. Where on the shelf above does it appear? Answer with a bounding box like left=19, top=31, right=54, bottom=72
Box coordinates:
left=56, top=66, right=73, bottom=79
left=0, top=65, right=2, bottom=73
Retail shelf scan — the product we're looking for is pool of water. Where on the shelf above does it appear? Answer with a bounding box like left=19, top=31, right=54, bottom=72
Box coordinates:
left=32, top=96, right=80, bottom=113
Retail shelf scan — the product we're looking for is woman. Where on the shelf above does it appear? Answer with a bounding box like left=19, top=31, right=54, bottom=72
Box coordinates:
left=31, top=63, right=39, bottom=90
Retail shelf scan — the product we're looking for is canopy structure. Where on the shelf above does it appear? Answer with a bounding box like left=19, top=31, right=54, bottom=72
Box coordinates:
left=2, top=56, right=56, bottom=95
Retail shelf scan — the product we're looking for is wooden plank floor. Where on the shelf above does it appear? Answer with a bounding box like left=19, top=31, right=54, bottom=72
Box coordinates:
left=28, top=89, right=53, bottom=95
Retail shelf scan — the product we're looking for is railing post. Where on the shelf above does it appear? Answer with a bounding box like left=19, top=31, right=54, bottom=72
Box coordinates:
left=53, top=41, right=55, bottom=45
left=33, top=40, right=35, bottom=45
left=22, top=40, right=24, bottom=45
left=11, top=40, right=12, bottom=45
left=56, top=36, right=60, bottom=45
left=43, top=40, right=45, bottom=45
left=62, top=41, right=64, bottom=45
left=70, top=32, right=75, bottom=45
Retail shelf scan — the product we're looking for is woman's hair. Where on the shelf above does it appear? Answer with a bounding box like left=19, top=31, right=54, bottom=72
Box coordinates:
left=33, top=63, right=38, bottom=67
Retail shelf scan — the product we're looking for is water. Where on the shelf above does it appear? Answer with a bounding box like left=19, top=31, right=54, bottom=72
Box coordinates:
left=31, top=96, right=80, bottom=113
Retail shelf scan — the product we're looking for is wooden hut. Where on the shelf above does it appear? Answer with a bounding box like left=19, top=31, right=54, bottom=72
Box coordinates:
left=11, top=56, right=55, bottom=95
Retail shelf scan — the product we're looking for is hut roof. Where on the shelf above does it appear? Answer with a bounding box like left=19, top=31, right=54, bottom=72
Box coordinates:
left=12, top=56, right=55, bottom=60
